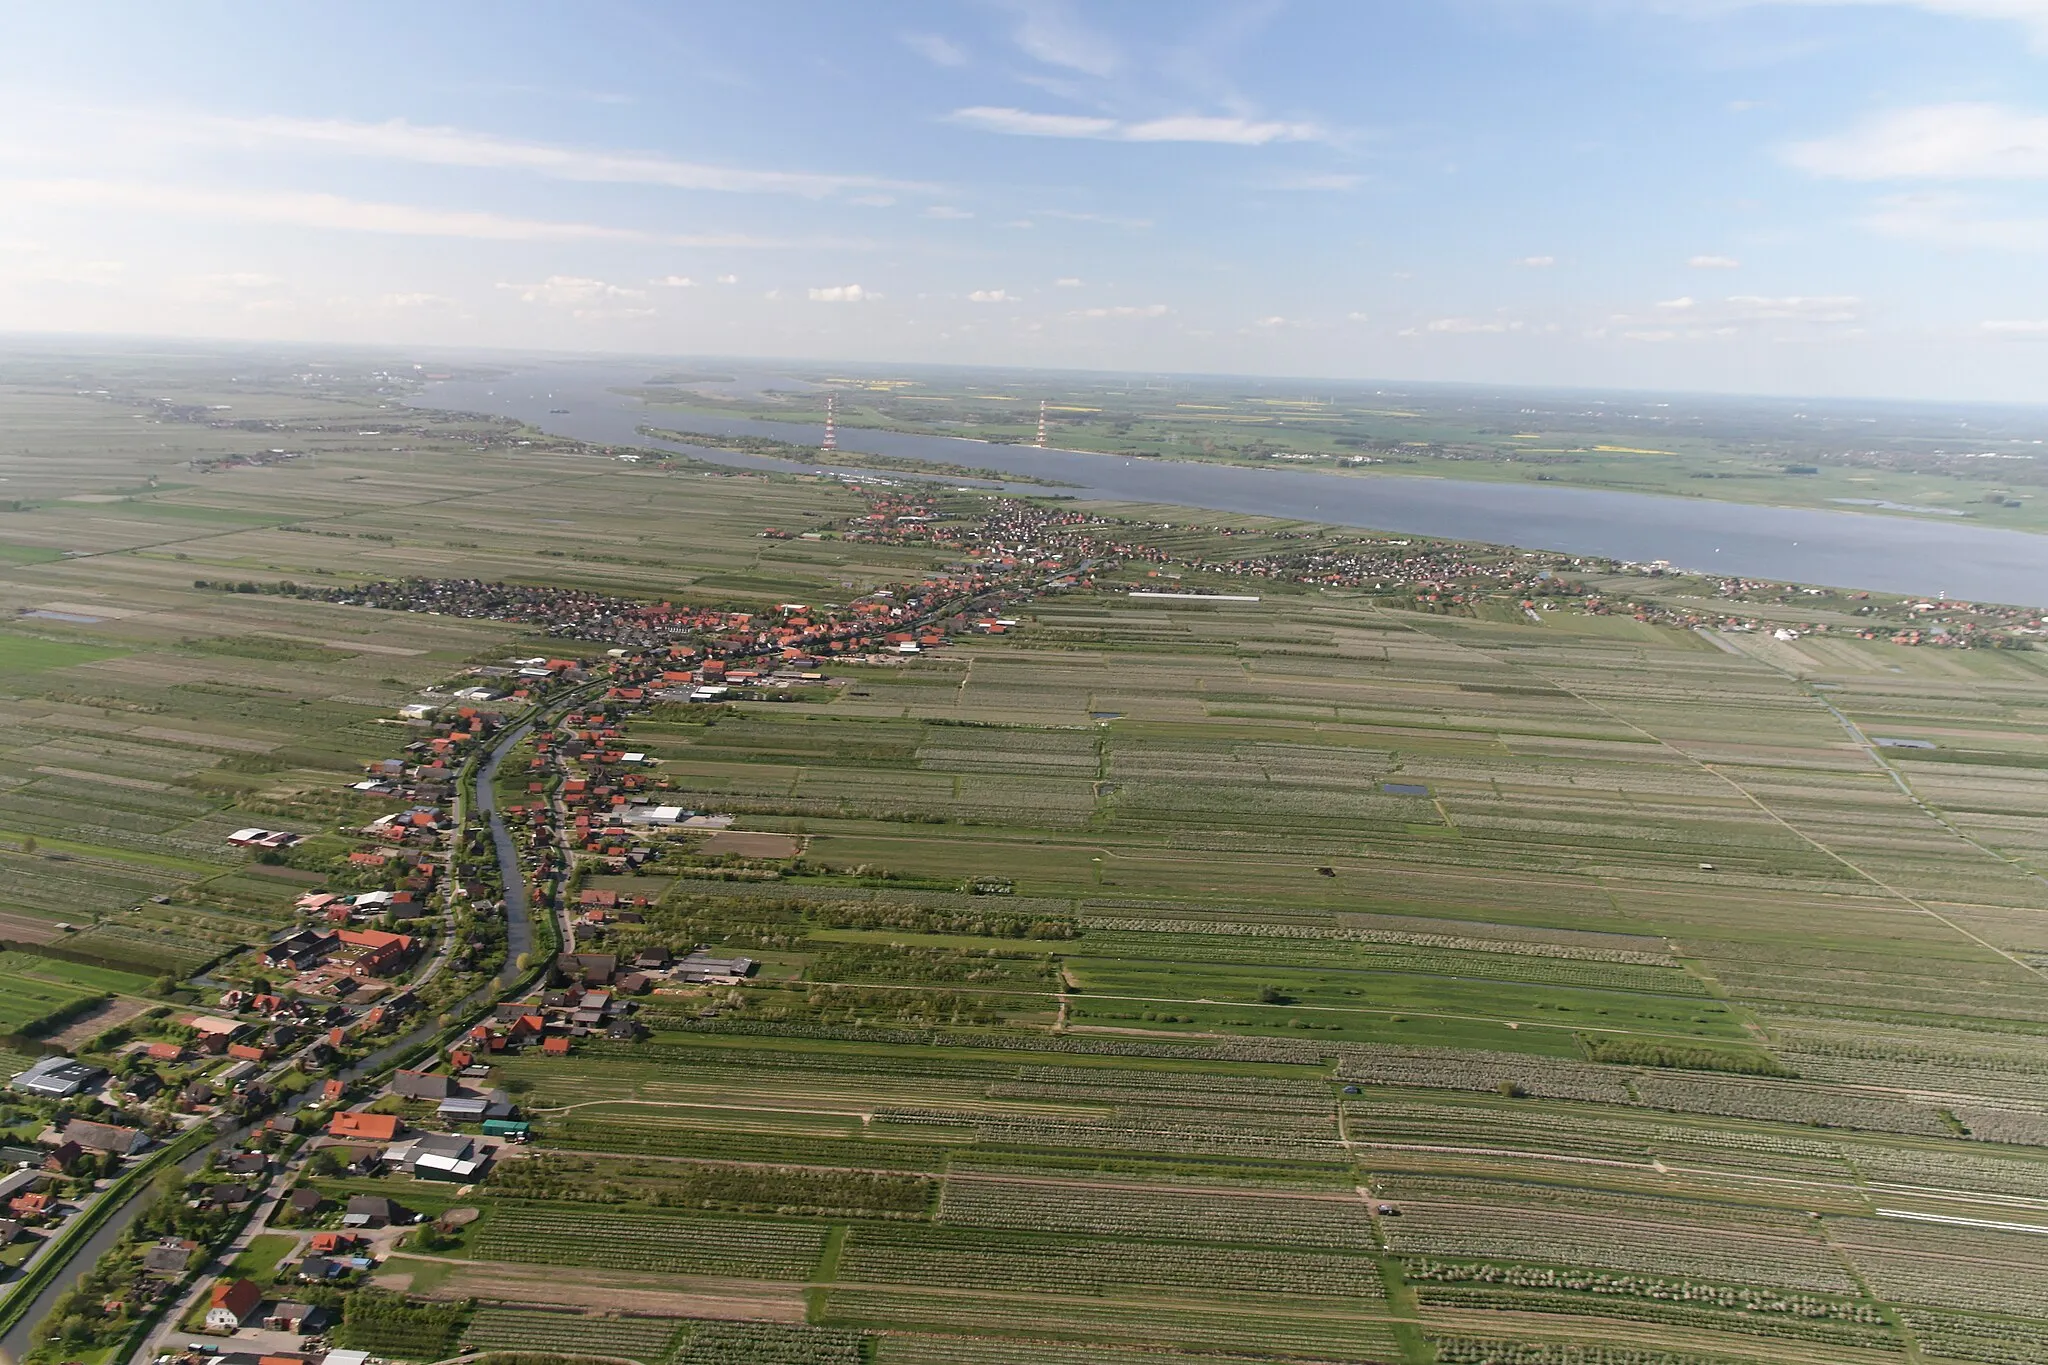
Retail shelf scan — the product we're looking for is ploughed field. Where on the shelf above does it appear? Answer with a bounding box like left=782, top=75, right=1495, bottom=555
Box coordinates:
left=9, top=364, right=2048, bottom=1364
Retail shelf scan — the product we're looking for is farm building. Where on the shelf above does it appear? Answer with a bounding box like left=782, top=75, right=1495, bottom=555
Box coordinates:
left=342, top=1194, right=403, bottom=1228
left=206, top=1277, right=262, bottom=1331
left=61, top=1118, right=148, bottom=1156
left=10, top=1056, right=106, bottom=1099
left=436, top=1090, right=512, bottom=1122
left=144, top=1237, right=198, bottom=1274
left=391, top=1132, right=483, bottom=1180
left=674, top=953, right=755, bottom=984
left=391, top=1069, right=455, bottom=1101
left=226, top=828, right=302, bottom=849
left=327, top=1111, right=401, bottom=1142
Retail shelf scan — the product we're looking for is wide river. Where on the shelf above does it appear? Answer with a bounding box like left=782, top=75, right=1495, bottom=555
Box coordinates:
left=417, top=365, right=2048, bottom=604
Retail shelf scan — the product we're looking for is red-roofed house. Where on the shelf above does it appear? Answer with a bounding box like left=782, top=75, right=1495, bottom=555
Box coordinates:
left=207, top=1278, right=262, bottom=1332
left=327, top=1111, right=400, bottom=1142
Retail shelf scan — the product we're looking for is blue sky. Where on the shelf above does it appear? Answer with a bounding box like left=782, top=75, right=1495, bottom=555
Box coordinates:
left=5, top=0, right=2048, bottom=400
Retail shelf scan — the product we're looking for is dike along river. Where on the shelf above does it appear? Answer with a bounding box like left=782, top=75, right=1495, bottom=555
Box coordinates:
left=418, top=365, right=2048, bottom=605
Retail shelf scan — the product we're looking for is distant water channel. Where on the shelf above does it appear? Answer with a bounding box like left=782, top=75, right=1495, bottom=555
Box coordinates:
left=416, top=365, right=2048, bottom=605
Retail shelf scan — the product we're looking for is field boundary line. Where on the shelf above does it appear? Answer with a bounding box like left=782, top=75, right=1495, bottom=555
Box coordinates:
left=1397, top=615, right=2048, bottom=986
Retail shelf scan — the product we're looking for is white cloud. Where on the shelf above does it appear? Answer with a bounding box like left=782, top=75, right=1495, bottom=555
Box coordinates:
left=1055, top=277, right=1083, bottom=287
left=1346, top=311, right=1370, bottom=322
left=0, top=177, right=768, bottom=245
left=1744, top=1, right=2048, bottom=51
left=1517, top=255, right=1557, bottom=267
left=948, top=107, right=1118, bottom=138
left=379, top=292, right=460, bottom=309
left=497, top=275, right=655, bottom=321
left=901, top=31, right=968, bottom=66
left=1034, top=208, right=1153, bottom=229
left=923, top=205, right=975, bottom=219
left=1270, top=172, right=1363, bottom=191
left=948, top=106, right=1322, bottom=144
left=0, top=247, right=126, bottom=286
left=202, top=272, right=280, bottom=290
left=1603, top=290, right=1859, bottom=339
left=1006, top=1, right=1121, bottom=76
left=1785, top=103, right=2048, bottom=180
left=1864, top=191, right=2048, bottom=249
left=1252, top=315, right=1289, bottom=328
left=1984, top=318, right=2048, bottom=336
left=120, top=109, right=932, bottom=198
left=1688, top=254, right=1742, bottom=268
left=1123, top=116, right=1324, bottom=145
left=716, top=274, right=740, bottom=285
left=968, top=289, right=1017, bottom=303
left=500, top=275, right=645, bottom=307
left=809, top=284, right=872, bottom=302
left=1725, top=295, right=1863, bottom=322
left=1415, top=317, right=1523, bottom=334
left=655, top=275, right=696, bottom=287
left=1071, top=303, right=1169, bottom=318
left=848, top=194, right=896, bottom=207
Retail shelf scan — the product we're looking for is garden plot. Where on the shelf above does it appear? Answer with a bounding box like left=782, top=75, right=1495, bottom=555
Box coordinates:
left=1847, top=1146, right=2048, bottom=1199
left=1076, top=926, right=1701, bottom=995
left=463, top=1308, right=684, bottom=1361
left=1380, top=1178, right=1858, bottom=1293
left=823, top=1288, right=1403, bottom=1361
left=878, top=1337, right=1307, bottom=1365
left=1335, top=1046, right=1636, bottom=1104
left=839, top=1223, right=1386, bottom=1298
left=1898, top=1309, right=2048, bottom=1365
left=673, top=1322, right=868, bottom=1365
left=469, top=1205, right=828, bottom=1280
left=936, top=1175, right=1378, bottom=1248
left=914, top=727, right=1099, bottom=776
left=1832, top=1217, right=2048, bottom=1317
left=1628, top=1074, right=1958, bottom=1138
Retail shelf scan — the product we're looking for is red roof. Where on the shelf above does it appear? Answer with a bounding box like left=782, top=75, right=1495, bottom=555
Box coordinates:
left=327, top=1111, right=399, bottom=1141
left=211, top=1278, right=262, bottom=1319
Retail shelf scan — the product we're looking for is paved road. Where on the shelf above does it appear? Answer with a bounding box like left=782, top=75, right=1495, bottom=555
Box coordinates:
left=2, top=683, right=594, bottom=1364
left=131, top=1162, right=297, bottom=1365
left=0, top=1130, right=228, bottom=1363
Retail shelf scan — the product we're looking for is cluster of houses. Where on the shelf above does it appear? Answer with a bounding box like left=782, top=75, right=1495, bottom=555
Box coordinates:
left=0, top=1112, right=161, bottom=1233
left=258, top=926, right=420, bottom=996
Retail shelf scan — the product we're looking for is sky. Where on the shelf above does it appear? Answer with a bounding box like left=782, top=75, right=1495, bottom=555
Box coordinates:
left=6, top=1, right=2048, bottom=401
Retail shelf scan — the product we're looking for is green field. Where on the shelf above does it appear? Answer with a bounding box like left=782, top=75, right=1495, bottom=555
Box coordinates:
left=7, top=352, right=2048, bottom=1365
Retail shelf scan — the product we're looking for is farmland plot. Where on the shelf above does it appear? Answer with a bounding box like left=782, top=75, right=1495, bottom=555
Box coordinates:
left=469, top=1205, right=827, bottom=1280
left=839, top=1223, right=1387, bottom=1298
left=935, top=1175, right=1378, bottom=1248
left=822, top=1288, right=1405, bottom=1360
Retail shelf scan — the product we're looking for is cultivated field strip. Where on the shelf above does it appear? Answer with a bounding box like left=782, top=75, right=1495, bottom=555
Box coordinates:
left=462, top=1307, right=684, bottom=1361
left=1380, top=1195, right=1859, bottom=1293
left=824, top=1288, right=1405, bottom=1360
left=935, top=1175, right=1379, bottom=1248
left=839, top=1223, right=1387, bottom=1298
left=470, top=1205, right=828, bottom=1280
